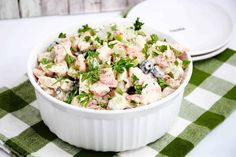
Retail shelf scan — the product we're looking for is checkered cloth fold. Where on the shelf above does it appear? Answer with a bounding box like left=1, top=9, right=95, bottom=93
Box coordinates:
left=0, top=49, right=236, bottom=157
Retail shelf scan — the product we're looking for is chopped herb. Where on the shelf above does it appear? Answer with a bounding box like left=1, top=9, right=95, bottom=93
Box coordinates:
left=54, top=41, right=59, bottom=44
left=84, top=36, right=91, bottom=42
left=39, top=58, right=54, bottom=69
left=78, top=24, right=96, bottom=35
left=40, top=58, right=50, bottom=64
left=152, top=51, right=159, bottom=57
left=108, top=43, right=116, bottom=48
left=65, top=81, right=79, bottom=104
left=174, top=60, right=179, bottom=66
left=147, top=34, right=158, bottom=44
left=65, top=54, right=75, bottom=65
left=157, top=45, right=167, bottom=52
left=95, top=36, right=104, bottom=45
left=47, top=45, right=54, bottom=52
left=65, top=93, right=75, bottom=104
left=116, top=87, right=123, bottom=95
left=107, top=32, right=113, bottom=41
left=157, top=78, right=168, bottom=89
left=170, top=46, right=181, bottom=56
left=142, top=44, right=150, bottom=59
left=87, top=58, right=99, bottom=71
left=58, top=32, right=66, bottom=38
left=87, top=50, right=99, bottom=58
left=81, top=69, right=99, bottom=83
left=133, top=17, right=144, bottom=31
left=131, top=74, right=139, bottom=83
left=134, top=84, right=147, bottom=94
left=77, top=92, right=93, bottom=107
left=70, top=47, right=77, bottom=52
left=130, top=100, right=138, bottom=106
left=45, top=62, right=54, bottom=69
left=52, top=76, right=65, bottom=85
left=182, top=60, right=190, bottom=69
left=112, top=58, right=135, bottom=73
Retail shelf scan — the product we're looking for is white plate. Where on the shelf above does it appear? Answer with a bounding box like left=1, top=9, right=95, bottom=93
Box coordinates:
left=127, top=0, right=233, bottom=56
left=192, top=42, right=229, bottom=61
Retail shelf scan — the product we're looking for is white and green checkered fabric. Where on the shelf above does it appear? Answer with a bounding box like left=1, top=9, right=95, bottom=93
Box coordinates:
left=0, top=49, right=236, bottom=157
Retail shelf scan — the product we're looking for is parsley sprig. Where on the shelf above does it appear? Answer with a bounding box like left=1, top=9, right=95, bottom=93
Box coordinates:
left=135, top=84, right=148, bottom=94
left=182, top=60, right=190, bottom=69
left=58, top=32, right=66, bottom=38
left=78, top=24, right=96, bottom=36
left=112, top=58, right=135, bottom=73
left=65, top=81, right=80, bottom=104
left=133, top=17, right=144, bottom=31
left=131, top=74, right=139, bottom=83
left=142, top=44, right=150, bottom=59
left=147, top=34, right=158, bottom=45
left=65, top=54, right=75, bottom=65
left=157, top=78, right=168, bottom=89
left=77, top=92, right=93, bottom=107
left=40, top=58, right=53, bottom=69
left=157, top=45, right=167, bottom=52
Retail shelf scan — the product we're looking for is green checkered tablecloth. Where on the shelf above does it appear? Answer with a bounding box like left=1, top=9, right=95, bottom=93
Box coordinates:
left=0, top=49, right=236, bottom=157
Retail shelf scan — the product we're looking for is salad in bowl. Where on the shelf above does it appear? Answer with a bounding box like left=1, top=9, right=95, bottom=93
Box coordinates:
left=33, top=18, right=190, bottom=110
left=28, top=18, right=192, bottom=151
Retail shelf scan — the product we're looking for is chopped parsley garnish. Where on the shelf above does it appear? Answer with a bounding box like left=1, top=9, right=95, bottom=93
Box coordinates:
left=87, top=50, right=99, bottom=58
left=157, top=45, right=167, bottom=52
left=45, top=62, right=54, bottom=69
left=131, top=74, right=139, bottom=83
left=116, top=87, right=123, bottom=95
left=52, top=76, right=65, bottom=85
left=40, top=58, right=50, bottom=64
left=147, top=34, right=158, bottom=44
left=65, top=54, right=75, bottom=65
left=174, top=60, right=179, bottom=66
left=130, top=100, right=138, bottom=106
left=182, top=60, right=190, bottom=69
left=40, top=58, right=54, bottom=69
left=133, top=17, right=144, bottom=31
left=152, top=51, right=159, bottom=57
left=107, top=32, right=113, bottom=41
left=95, top=36, right=103, bottom=45
left=134, top=84, right=147, bottom=94
left=142, top=44, right=150, bottom=59
left=84, top=36, right=91, bottom=42
left=77, top=92, right=93, bottom=107
left=70, top=47, right=77, bottom=52
left=78, top=24, right=96, bottom=36
left=108, top=43, right=116, bottom=49
left=65, top=92, right=75, bottom=104
left=157, top=78, right=168, bottom=89
left=81, top=51, right=100, bottom=83
left=81, top=69, right=99, bottom=83
left=170, top=46, right=181, bottom=56
left=58, top=32, right=66, bottom=38
left=112, top=58, right=135, bottom=73
left=65, top=81, right=79, bottom=104
left=47, top=45, right=54, bottom=52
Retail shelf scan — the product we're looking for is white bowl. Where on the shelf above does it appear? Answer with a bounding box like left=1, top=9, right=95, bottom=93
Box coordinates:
left=27, top=18, right=193, bottom=152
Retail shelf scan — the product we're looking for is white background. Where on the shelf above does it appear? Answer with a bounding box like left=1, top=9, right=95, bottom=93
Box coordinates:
left=0, top=0, right=235, bottom=156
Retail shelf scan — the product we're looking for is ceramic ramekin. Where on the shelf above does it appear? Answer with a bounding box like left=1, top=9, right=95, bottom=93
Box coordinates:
left=27, top=18, right=193, bottom=152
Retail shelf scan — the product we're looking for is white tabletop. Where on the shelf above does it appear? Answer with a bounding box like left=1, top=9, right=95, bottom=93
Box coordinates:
left=0, top=0, right=236, bottom=156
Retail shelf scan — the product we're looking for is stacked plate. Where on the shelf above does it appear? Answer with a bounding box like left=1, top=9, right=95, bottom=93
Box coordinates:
left=126, top=0, right=233, bottom=61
